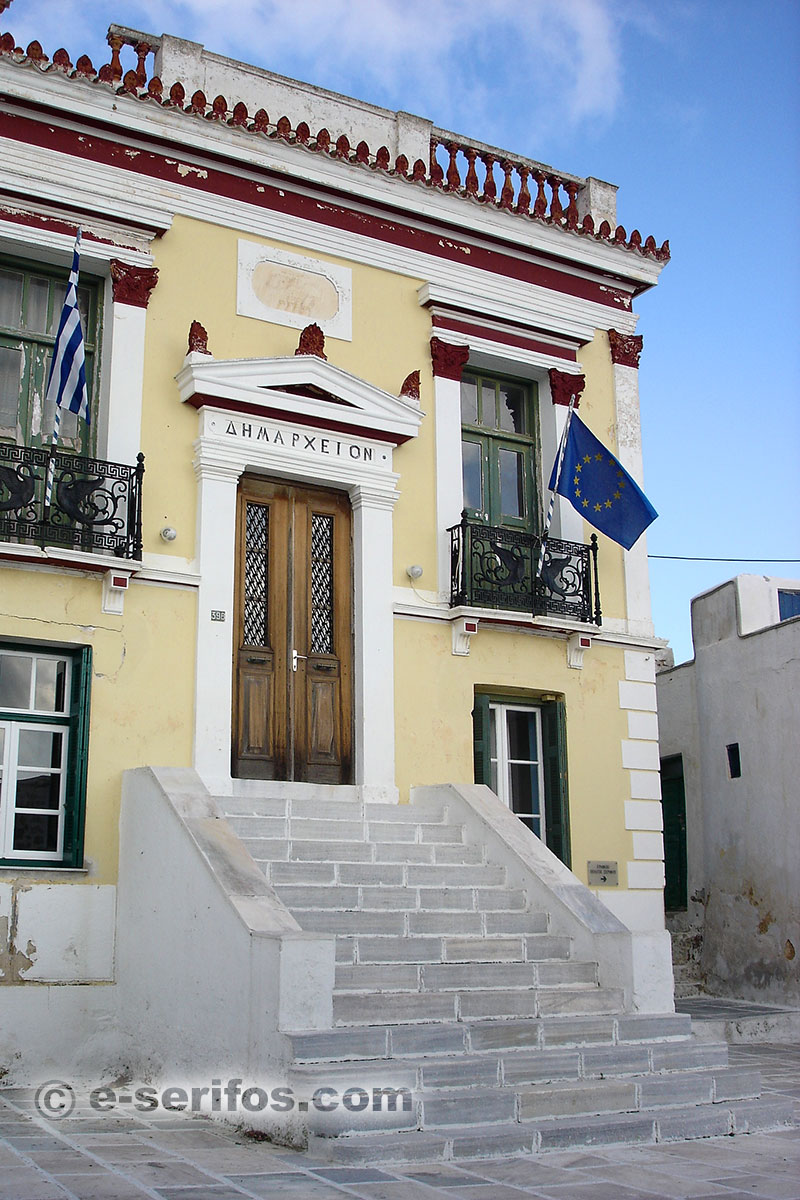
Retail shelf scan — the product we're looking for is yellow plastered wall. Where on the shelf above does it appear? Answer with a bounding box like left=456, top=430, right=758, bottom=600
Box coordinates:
left=0, top=567, right=196, bottom=883
left=143, top=216, right=436, bottom=573
left=393, top=616, right=633, bottom=886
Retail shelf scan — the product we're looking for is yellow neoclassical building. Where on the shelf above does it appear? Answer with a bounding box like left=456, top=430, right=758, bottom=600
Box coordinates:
left=1, top=21, right=773, bottom=1163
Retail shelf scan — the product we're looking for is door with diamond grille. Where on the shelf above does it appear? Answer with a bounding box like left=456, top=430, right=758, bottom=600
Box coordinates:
left=232, top=477, right=353, bottom=782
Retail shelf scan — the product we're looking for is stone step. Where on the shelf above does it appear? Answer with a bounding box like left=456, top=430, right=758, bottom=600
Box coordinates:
left=334, top=934, right=571, bottom=966
left=288, top=1015, right=695, bottom=1064
left=332, top=985, right=623, bottom=1026
left=273, top=884, right=532, bottom=913
left=240, top=838, right=492, bottom=869
left=227, top=814, right=466, bottom=844
left=334, top=959, right=588, bottom=994
left=289, top=1046, right=633, bottom=1089
left=305, top=1089, right=794, bottom=1161
left=220, top=794, right=448, bottom=822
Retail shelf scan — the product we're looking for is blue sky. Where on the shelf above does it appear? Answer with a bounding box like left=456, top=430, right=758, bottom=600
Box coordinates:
left=5, top=0, right=798, bottom=662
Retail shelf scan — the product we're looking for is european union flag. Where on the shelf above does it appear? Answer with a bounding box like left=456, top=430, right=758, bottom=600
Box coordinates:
left=548, top=413, right=657, bottom=550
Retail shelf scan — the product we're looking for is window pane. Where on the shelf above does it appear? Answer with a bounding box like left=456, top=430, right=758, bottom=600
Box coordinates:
left=499, top=448, right=524, bottom=518
left=498, top=383, right=526, bottom=433
left=0, top=655, right=32, bottom=709
left=510, top=761, right=540, bottom=816
left=0, top=345, right=22, bottom=428
left=14, top=811, right=60, bottom=852
left=480, top=380, right=495, bottom=427
left=17, top=728, right=64, bottom=770
left=460, top=376, right=478, bottom=424
left=0, top=270, right=24, bottom=329
left=778, top=590, right=800, bottom=621
left=26, top=277, right=51, bottom=334
left=34, top=659, right=68, bottom=712
left=507, top=710, right=538, bottom=762
left=462, top=441, right=483, bottom=511
left=15, top=769, right=62, bottom=811
left=76, top=285, right=91, bottom=337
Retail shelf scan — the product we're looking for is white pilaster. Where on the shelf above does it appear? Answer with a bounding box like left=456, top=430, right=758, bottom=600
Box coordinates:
left=103, top=301, right=147, bottom=465
left=351, top=485, right=399, bottom=792
left=192, top=447, right=241, bottom=792
left=613, top=362, right=653, bottom=638
left=433, top=373, right=464, bottom=598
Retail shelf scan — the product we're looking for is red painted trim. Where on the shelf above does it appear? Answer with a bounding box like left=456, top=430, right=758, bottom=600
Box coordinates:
left=431, top=313, right=578, bottom=362
left=0, top=109, right=632, bottom=312
left=186, top=392, right=412, bottom=445
left=549, top=369, right=585, bottom=408
left=430, top=337, right=470, bottom=380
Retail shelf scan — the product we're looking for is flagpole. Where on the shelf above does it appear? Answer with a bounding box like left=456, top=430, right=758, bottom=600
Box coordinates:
left=536, top=392, right=578, bottom=581
left=43, top=228, right=86, bottom=512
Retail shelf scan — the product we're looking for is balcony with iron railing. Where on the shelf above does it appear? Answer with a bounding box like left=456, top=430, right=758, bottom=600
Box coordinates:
left=0, top=444, right=144, bottom=560
left=449, top=514, right=601, bottom=626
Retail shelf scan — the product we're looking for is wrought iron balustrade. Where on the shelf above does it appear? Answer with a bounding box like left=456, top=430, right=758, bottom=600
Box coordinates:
left=0, top=444, right=144, bottom=560
left=449, top=515, right=601, bottom=625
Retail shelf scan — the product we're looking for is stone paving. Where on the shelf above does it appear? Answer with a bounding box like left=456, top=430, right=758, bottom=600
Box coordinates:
left=0, top=1043, right=797, bottom=1200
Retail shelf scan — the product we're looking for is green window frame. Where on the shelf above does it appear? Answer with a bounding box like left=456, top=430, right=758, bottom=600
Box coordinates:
left=0, top=255, right=102, bottom=455
left=460, top=370, right=540, bottom=532
left=0, top=643, right=92, bottom=868
left=472, top=690, right=571, bottom=867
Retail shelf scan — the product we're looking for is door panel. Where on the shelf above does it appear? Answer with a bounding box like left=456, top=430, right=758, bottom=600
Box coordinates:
left=233, top=478, right=352, bottom=783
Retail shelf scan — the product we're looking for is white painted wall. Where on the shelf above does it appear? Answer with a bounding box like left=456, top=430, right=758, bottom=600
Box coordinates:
left=657, top=576, right=800, bottom=1004
left=116, top=766, right=335, bottom=1081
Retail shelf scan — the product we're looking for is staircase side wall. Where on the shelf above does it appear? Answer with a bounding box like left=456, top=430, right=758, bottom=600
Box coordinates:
left=414, top=783, right=674, bottom=1013
left=116, top=766, right=336, bottom=1081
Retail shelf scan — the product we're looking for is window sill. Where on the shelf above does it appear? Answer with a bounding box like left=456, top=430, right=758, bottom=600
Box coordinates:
left=0, top=542, right=141, bottom=576
left=0, top=866, right=90, bottom=877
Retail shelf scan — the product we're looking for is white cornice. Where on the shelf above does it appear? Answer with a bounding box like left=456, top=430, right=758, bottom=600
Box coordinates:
left=0, top=135, right=174, bottom=236
left=0, top=213, right=156, bottom=268
left=419, top=282, right=638, bottom=341
left=0, top=63, right=666, bottom=291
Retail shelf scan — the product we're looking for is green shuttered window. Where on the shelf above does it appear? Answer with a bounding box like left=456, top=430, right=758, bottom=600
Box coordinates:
left=472, top=691, right=571, bottom=867
left=0, top=644, right=92, bottom=868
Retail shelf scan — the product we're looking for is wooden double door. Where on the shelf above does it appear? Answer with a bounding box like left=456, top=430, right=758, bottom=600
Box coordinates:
left=232, top=477, right=353, bottom=783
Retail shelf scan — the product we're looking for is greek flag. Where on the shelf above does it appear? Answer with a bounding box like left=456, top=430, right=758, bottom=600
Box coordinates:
left=45, top=229, right=89, bottom=430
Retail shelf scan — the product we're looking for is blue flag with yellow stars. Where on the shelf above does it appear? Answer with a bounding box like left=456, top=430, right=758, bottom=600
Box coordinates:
left=548, top=413, right=657, bottom=550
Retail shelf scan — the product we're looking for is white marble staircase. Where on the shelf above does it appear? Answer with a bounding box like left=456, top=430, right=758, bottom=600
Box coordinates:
left=216, top=783, right=793, bottom=1161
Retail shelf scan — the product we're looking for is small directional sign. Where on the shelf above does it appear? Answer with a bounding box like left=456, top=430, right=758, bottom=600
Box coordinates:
left=588, top=860, right=618, bottom=886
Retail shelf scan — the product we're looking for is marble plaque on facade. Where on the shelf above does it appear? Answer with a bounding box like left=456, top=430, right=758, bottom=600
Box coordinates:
left=237, top=239, right=352, bottom=339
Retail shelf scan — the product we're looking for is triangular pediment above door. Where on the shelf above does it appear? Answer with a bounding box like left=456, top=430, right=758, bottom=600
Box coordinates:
left=176, top=353, right=424, bottom=445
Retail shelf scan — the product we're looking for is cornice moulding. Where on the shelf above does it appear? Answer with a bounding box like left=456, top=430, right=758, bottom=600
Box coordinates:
left=0, top=65, right=665, bottom=290
left=0, top=136, right=175, bottom=234
left=418, top=282, right=638, bottom=341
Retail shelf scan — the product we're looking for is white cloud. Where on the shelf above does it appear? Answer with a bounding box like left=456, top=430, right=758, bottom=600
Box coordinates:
left=3, top=0, right=641, bottom=154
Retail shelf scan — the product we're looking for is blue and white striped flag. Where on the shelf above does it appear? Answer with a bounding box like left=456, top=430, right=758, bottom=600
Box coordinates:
left=45, top=229, right=90, bottom=433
